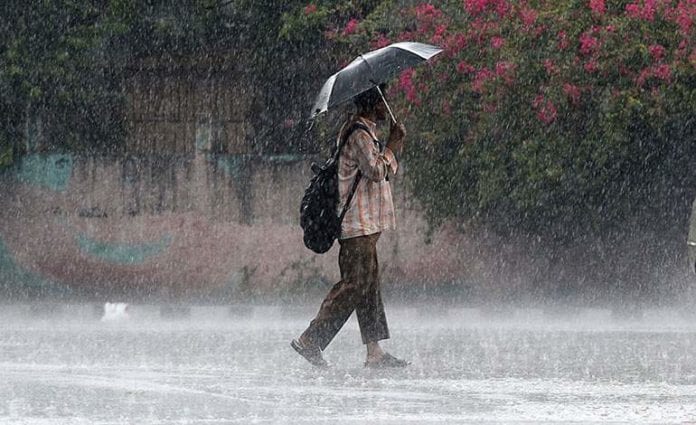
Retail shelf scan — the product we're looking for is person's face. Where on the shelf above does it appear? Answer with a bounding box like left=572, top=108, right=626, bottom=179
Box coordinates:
left=374, top=98, right=388, bottom=122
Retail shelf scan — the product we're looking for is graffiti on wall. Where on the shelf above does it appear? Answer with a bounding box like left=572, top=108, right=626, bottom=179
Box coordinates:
left=0, top=147, right=485, bottom=301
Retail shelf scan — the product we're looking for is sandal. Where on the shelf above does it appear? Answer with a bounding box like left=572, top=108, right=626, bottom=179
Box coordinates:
left=291, top=339, right=328, bottom=368
left=364, top=352, right=410, bottom=368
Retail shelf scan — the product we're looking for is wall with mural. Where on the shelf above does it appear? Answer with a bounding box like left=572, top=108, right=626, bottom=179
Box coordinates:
left=0, top=149, right=489, bottom=302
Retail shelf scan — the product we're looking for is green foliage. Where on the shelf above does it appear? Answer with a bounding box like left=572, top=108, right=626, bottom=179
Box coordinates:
left=272, top=0, right=696, bottom=295
left=280, top=3, right=331, bottom=42
left=315, top=0, right=696, bottom=248
left=0, top=1, right=134, bottom=155
left=0, top=0, right=324, bottom=156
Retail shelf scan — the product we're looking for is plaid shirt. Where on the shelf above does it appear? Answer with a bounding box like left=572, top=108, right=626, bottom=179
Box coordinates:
left=336, top=116, right=398, bottom=239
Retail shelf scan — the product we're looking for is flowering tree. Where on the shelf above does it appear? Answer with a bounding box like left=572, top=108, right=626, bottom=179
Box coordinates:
left=288, top=0, right=696, bottom=295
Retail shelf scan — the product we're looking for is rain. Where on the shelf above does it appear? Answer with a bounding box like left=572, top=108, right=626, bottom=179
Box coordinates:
left=1, top=1, right=696, bottom=424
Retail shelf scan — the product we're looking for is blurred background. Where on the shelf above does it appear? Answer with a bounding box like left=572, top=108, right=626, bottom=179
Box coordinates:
left=1, top=0, right=695, bottom=312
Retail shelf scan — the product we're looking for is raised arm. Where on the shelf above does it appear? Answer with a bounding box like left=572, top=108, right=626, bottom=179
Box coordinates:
left=349, top=129, right=398, bottom=182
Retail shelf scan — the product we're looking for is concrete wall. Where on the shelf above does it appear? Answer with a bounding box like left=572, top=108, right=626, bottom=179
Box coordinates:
left=0, top=151, right=490, bottom=302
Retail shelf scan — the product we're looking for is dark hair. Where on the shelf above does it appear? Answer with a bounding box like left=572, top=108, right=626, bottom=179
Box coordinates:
left=354, top=84, right=387, bottom=111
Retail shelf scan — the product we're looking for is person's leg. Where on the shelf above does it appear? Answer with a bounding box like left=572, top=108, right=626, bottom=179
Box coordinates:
left=355, top=233, right=408, bottom=368
left=354, top=233, right=390, bottom=353
left=298, top=235, right=370, bottom=351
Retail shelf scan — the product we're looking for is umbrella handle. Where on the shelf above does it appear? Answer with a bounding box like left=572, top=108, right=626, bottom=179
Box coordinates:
left=375, top=85, right=397, bottom=124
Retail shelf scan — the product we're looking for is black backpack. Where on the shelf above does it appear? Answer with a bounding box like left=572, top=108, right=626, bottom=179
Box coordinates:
left=300, top=123, right=369, bottom=253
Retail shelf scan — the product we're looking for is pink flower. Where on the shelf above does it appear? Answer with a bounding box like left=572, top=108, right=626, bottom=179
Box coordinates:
left=538, top=101, right=558, bottom=124
left=519, top=6, right=538, bottom=27
left=415, top=3, right=442, bottom=17
left=642, top=0, right=657, bottom=21
left=304, top=3, right=317, bottom=15
left=653, top=63, right=671, bottom=80
left=399, top=68, right=415, bottom=92
left=534, top=25, right=547, bottom=38
left=584, top=59, right=599, bottom=73
left=397, top=31, right=415, bottom=42
left=469, top=18, right=499, bottom=36
left=543, top=59, right=558, bottom=75
left=625, top=0, right=656, bottom=21
left=491, top=36, right=505, bottom=49
left=532, top=95, right=557, bottom=124
left=648, top=44, right=666, bottom=61
left=465, top=0, right=489, bottom=15
left=563, top=83, right=581, bottom=104
left=457, top=61, right=476, bottom=74
left=589, top=0, right=606, bottom=15
left=636, top=67, right=652, bottom=86
left=415, top=3, right=443, bottom=24
left=464, top=0, right=511, bottom=17
left=444, top=33, right=468, bottom=55
left=407, top=90, right=421, bottom=105
left=343, top=18, right=360, bottom=36
left=399, top=68, right=420, bottom=105
left=635, top=64, right=672, bottom=86
left=579, top=32, right=599, bottom=55
left=675, top=42, right=688, bottom=59
left=434, top=24, right=448, bottom=36
left=282, top=118, right=296, bottom=128
left=672, top=1, right=695, bottom=35
left=495, top=1, right=511, bottom=17
left=371, top=34, right=391, bottom=49
left=495, top=61, right=512, bottom=75
left=557, top=31, right=570, bottom=50
left=625, top=3, right=641, bottom=18
left=495, top=61, right=515, bottom=84
left=431, top=24, right=448, bottom=45
left=472, top=68, right=494, bottom=93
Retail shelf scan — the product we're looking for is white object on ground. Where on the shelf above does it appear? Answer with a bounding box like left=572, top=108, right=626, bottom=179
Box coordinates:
left=101, top=302, right=130, bottom=321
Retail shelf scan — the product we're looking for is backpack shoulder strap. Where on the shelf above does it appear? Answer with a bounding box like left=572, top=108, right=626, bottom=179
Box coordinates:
left=332, top=122, right=373, bottom=163
left=339, top=170, right=362, bottom=223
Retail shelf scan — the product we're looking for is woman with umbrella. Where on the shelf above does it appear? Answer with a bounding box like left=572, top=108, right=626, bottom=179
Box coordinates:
left=291, top=42, right=441, bottom=368
left=292, top=85, right=407, bottom=368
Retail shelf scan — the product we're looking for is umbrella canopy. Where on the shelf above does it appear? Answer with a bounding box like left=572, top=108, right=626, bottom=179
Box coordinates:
left=310, top=42, right=442, bottom=122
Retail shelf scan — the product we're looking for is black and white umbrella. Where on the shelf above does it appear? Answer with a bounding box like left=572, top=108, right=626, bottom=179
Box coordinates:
left=310, top=42, right=442, bottom=123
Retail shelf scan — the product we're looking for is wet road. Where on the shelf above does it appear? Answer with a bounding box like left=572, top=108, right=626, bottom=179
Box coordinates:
left=1, top=304, right=696, bottom=424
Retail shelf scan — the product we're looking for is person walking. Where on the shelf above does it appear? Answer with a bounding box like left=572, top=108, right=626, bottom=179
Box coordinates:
left=291, top=86, right=409, bottom=368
